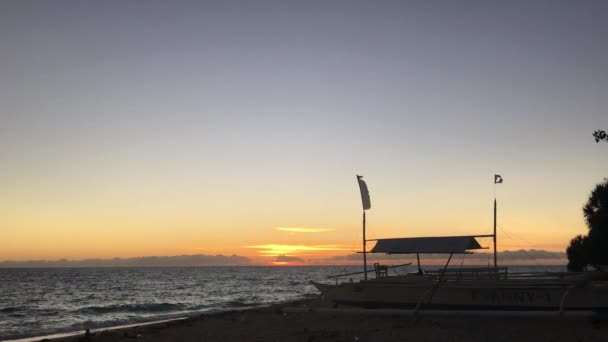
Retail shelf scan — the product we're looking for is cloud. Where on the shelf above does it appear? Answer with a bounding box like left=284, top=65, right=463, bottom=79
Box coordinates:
left=487, top=249, right=566, bottom=261
left=247, top=244, right=351, bottom=255
left=313, top=249, right=566, bottom=265
left=0, top=254, right=252, bottom=268
left=276, top=227, right=334, bottom=233
left=328, top=253, right=405, bottom=261
left=275, top=255, right=304, bottom=263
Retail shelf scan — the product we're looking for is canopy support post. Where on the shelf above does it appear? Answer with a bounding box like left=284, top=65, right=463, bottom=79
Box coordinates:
left=416, top=253, right=422, bottom=275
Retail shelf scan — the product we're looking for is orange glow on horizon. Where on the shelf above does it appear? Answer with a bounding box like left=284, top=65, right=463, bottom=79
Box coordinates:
left=247, top=244, right=353, bottom=256
left=271, top=261, right=290, bottom=266
left=275, top=227, right=335, bottom=233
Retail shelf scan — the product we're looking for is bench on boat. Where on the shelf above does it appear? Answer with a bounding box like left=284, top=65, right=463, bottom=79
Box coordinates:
left=374, top=263, right=389, bottom=278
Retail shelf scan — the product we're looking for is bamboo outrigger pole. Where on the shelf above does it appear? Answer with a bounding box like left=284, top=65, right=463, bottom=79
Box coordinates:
left=357, top=175, right=371, bottom=280
left=326, top=262, right=412, bottom=279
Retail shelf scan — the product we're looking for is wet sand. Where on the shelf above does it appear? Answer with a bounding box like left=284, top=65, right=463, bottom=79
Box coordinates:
left=42, top=299, right=607, bottom=342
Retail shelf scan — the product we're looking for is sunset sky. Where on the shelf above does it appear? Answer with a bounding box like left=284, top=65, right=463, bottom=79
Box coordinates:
left=1, top=1, right=607, bottom=265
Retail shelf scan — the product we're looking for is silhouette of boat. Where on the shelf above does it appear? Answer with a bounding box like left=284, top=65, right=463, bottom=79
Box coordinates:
left=313, top=238, right=608, bottom=312
left=312, top=177, right=608, bottom=313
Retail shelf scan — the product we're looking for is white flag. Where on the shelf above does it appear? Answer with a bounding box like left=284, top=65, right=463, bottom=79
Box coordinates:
left=357, top=175, right=371, bottom=210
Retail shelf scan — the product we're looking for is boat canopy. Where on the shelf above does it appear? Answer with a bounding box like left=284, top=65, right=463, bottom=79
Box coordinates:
left=370, top=236, right=484, bottom=254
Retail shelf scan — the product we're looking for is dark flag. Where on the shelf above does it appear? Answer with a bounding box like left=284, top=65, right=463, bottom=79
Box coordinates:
left=494, top=174, right=503, bottom=184
left=356, top=175, right=371, bottom=210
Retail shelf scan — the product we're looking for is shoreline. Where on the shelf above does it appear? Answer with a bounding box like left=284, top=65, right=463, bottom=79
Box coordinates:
left=10, top=298, right=607, bottom=342
left=4, top=318, right=188, bottom=342
left=2, top=299, right=314, bottom=342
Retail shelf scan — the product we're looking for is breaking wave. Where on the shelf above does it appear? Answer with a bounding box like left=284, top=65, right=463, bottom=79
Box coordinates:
left=74, top=303, right=187, bottom=314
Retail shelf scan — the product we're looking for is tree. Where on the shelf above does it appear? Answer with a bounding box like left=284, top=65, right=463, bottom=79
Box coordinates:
left=583, top=181, right=608, bottom=267
left=566, top=235, right=589, bottom=271
left=593, top=130, right=608, bottom=143
left=567, top=180, right=608, bottom=271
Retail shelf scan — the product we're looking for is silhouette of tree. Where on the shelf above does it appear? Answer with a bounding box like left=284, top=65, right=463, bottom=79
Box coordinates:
left=567, top=180, right=608, bottom=271
left=566, top=235, right=589, bottom=271
left=593, top=130, right=607, bottom=143
left=583, top=181, right=608, bottom=267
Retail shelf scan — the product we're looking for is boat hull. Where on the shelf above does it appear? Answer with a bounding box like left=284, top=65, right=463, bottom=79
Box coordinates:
left=313, top=279, right=608, bottom=312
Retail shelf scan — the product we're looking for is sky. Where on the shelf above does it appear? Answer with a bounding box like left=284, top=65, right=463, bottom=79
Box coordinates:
left=1, top=1, right=607, bottom=265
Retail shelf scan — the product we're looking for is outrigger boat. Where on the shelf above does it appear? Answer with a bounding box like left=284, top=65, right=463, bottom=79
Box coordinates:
left=313, top=176, right=608, bottom=313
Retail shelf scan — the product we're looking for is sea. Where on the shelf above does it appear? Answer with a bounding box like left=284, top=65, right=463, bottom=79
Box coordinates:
left=0, top=265, right=565, bottom=341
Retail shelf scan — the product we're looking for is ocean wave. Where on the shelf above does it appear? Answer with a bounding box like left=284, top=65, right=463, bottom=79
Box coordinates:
left=74, top=303, right=187, bottom=315
left=8, top=312, right=27, bottom=318
left=0, top=306, right=21, bottom=313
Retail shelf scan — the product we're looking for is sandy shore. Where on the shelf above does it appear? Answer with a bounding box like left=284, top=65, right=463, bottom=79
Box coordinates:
left=36, top=299, right=607, bottom=342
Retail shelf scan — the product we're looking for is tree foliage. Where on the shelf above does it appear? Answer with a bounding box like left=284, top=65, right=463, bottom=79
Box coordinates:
left=593, top=130, right=607, bottom=143
left=567, top=180, right=608, bottom=271
left=566, top=235, right=589, bottom=271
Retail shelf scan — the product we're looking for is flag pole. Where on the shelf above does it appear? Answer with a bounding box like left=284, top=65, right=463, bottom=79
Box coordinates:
left=356, top=175, right=371, bottom=280
left=493, top=198, right=497, bottom=268
left=493, top=174, right=502, bottom=268
left=363, top=210, right=367, bottom=280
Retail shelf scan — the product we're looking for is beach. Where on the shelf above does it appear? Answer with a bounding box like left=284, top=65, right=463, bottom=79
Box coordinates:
left=40, top=299, right=607, bottom=342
